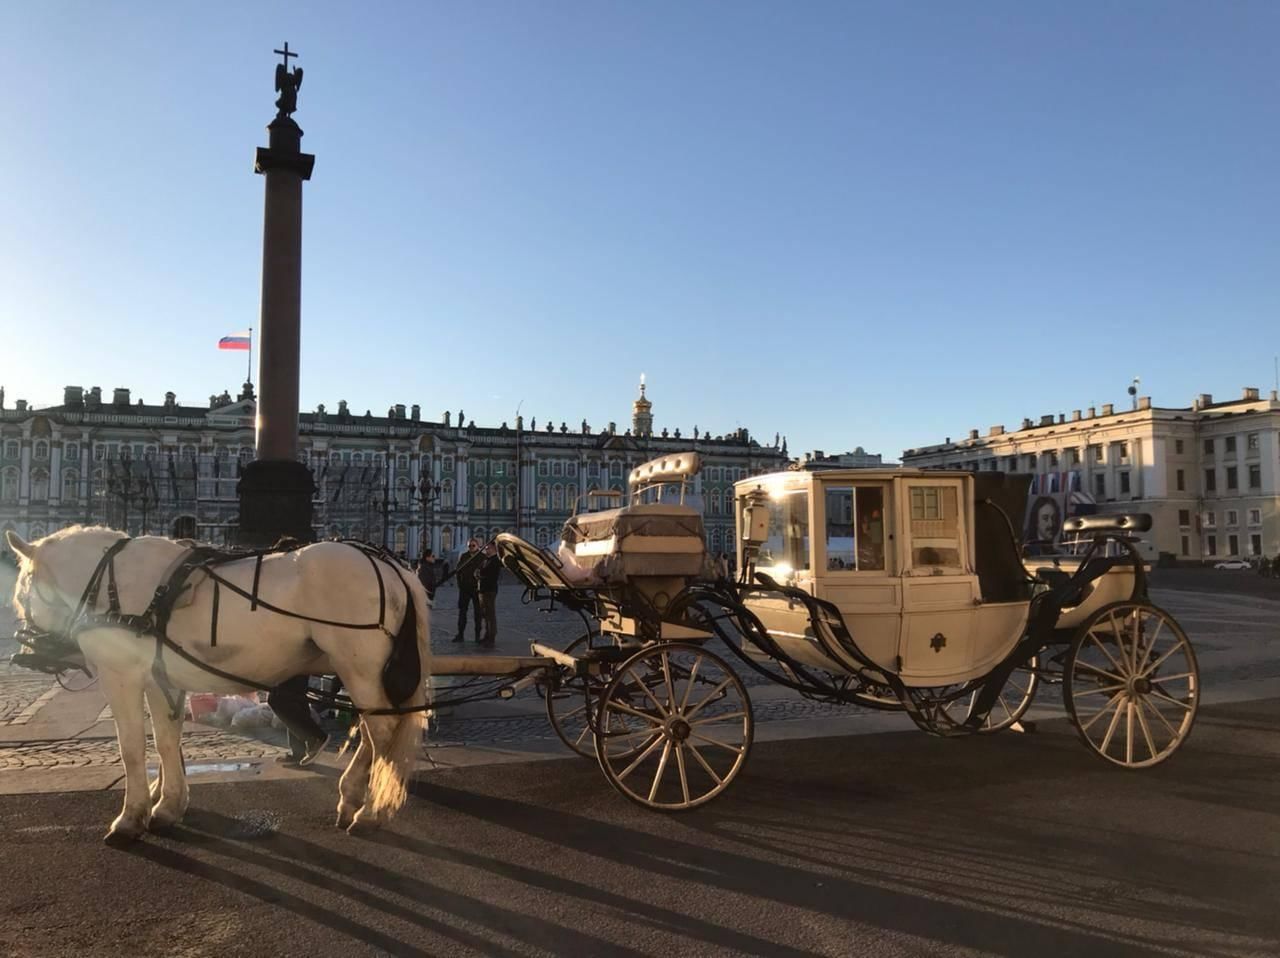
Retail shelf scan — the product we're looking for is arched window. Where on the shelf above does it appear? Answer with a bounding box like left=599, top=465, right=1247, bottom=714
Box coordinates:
left=30, top=468, right=49, bottom=502
left=473, top=482, right=486, bottom=510
left=181, top=445, right=197, bottom=461
left=62, top=470, right=79, bottom=501
left=395, top=477, right=411, bottom=505
left=709, top=490, right=722, bottom=516
left=552, top=484, right=564, bottom=510
left=535, top=527, right=549, bottom=547
left=396, top=454, right=409, bottom=471
left=64, top=443, right=79, bottom=462
left=3, top=440, right=18, bottom=460
left=33, top=440, right=49, bottom=461
left=610, top=461, right=623, bottom=478
left=506, top=484, right=516, bottom=511
left=567, top=483, right=578, bottom=506
left=537, top=484, right=549, bottom=510
left=473, top=526, right=487, bottom=544
left=552, top=461, right=563, bottom=477
left=0, top=468, right=17, bottom=503
left=393, top=525, right=407, bottom=554
left=490, top=484, right=502, bottom=510
left=329, top=450, right=342, bottom=464
left=709, top=528, right=721, bottom=551
left=351, top=452, right=364, bottom=464
left=442, top=526, right=454, bottom=552
left=28, top=522, right=46, bottom=540
left=568, top=462, right=578, bottom=477
left=537, top=460, right=548, bottom=477
left=441, top=479, right=454, bottom=504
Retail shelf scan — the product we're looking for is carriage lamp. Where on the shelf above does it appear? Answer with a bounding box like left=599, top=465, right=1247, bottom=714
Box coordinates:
left=740, top=488, right=771, bottom=546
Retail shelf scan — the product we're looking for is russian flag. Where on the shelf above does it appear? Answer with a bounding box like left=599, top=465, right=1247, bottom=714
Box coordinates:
left=218, top=331, right=251, bottom=351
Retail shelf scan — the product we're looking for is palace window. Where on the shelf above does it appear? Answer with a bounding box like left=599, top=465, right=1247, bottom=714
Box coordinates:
left=1178, top=510, right=1190, bottom=527
left=506, top=485, right=516, bottom=511
left=1175, top=439, right=1184, bottom=455
left=440, top=479, right=453, bottom=503
left=474, top=460, right=487, bottom=477
left=1206, top=535, right=1217, bottom=557
left=1229, top=534, right=1239, bottom=556
left=1226, top=437, right=1237, bottom=454
left=1204, top=469, right=1217, bottom=492
left=30, top=468, right=49, bottom=502
left=610, top=461, right=623, bottom=478
left=552, top=461, right=563, bottom=477
left=393, top=526, right=407, bottom=554
left=33, top=440, right=49, bottom=461
left=1249, top=509, right=1262, bottom=526
left=1249, top=464, right=1261, bottom=489
left=1204, top=511, right=1216, bottom=528
left=1248, top=433, right=1259, bottom=452
left=2, top=441, right=17, bottom=460
left=473, top=483, right=486, bottom=510
left=64, top=443, right=79, bottom=462
left=1226, top=466, right=1238, bottom=491
left=537, top=483, right=549, bottom=510
left=1226, top=510, right=1239, bottom=526
left=1252, top=534, right=1263, bottom=556
left=552, top=484, right=564, bottom=511
left=490, top=484, right=502, bottom=511
left=567, top=462, right=577, bottom=477
left=1176, top=469, right=1185, bottom=491
left=1119, top=471, right=1130, bottom=494
left=1203, top=438, right=1214, bottom=455
left=62, top=470, right=79, bottom=501
left=443, top=456, right=454, bottom=473
left=1094, top=474, right=1106, bottom=497
left=1, top=467, right=18, bottom=503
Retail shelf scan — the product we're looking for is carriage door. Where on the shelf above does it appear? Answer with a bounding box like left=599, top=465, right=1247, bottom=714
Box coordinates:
left=897, top=479, right=980, bottom=683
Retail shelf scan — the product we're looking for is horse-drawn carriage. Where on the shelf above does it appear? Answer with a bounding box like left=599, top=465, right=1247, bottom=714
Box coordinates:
left=6, top=451, right=1198, bottom=840
left=494, top=453, right=1199, bottom=810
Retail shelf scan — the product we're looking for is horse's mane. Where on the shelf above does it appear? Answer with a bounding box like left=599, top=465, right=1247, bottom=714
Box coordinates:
left=9, top=526, right=128, bottom=615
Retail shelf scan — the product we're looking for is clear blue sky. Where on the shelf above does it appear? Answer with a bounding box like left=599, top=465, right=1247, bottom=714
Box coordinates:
left=1, top=1, right=1275, bottom=458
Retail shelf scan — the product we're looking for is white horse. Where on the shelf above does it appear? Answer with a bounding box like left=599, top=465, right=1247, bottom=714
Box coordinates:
left=5, top=526, right=430, bottom=845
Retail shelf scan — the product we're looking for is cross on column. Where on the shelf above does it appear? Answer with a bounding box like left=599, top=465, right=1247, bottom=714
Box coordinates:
left=274, top=42, right=298, bottom=67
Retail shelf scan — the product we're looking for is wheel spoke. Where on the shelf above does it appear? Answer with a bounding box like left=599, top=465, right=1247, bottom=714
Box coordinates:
left=559, top=702, right=588, bottom=721
left=1148, top=689, right=1195, bottom=711
left=1138, top=695, right=1180, bottom=739
left=1088, top=628, right=1129, bottom=678
left=1150, top=671, right=1194, bottom=684
left=648, top=740, right=673, bottom=803
left=615, top=734, right=668, bottom=782
left=1133, top=696, right=1158, bottom=761
left=627, top=667, right=670, bottom=717
left=1098, top=694, right=1127, bottom=755
left=684, top=677, right=734, bottom=721
left=1141, top=643, right=1183, bottom=678
left=1134, top=617, right=1166, bottom=675
left=1074, top=658, right=1125, bottom=684
left=1078, top=691, right=1125, bottom=733
left=674, top=743, right=692, bottom=805
left=606, top=698, right=665, bottom=726
left=678, top=656, right=702, bottom=712
left=689, top=730, right=745, bottom=755
left=1125, top=701, right=1135, bottom=764
left=690, top=710, right=747, bottom=727
left=1074, top=682, right=1126, bottom=699
left=686, top=741, right=723, bottom=786
left=573, top=722, right=592, bottom=747
left=660, top=651, right=677, bottom=717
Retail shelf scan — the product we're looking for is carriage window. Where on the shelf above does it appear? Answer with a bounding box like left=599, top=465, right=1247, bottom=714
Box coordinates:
left=908, top=485, right=962, bottom=569
left=824, top=486, right=887, bottom=571
left=755, top=489, right=810, bottom=576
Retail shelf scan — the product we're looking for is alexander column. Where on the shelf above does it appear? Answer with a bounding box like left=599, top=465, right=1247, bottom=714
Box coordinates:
left=237, top=43, right=316, bottom=545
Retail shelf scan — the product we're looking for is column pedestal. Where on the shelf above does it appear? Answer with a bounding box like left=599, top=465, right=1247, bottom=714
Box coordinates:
left=237, top=459, right=314, bottom=545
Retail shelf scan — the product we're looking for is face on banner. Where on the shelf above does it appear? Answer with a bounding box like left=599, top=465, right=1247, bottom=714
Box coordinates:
left=1024, top=493, right=1065, bottom=547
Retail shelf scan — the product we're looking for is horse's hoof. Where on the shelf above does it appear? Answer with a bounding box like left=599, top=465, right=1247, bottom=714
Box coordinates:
left=104, top=826, right=143, bottom=847
left=345, top=816, right=380, bottom=837
left=335, top=812, right=354, bottom=830
left=148, top=813, right=179, bottom=834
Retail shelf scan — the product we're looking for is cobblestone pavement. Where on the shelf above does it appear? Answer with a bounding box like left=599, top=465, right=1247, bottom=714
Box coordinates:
left=2, top=580, right=1277, bottom=771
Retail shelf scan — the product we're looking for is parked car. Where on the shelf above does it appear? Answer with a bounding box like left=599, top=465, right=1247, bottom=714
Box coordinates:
left=1213, top=559, right=1251, bottom=570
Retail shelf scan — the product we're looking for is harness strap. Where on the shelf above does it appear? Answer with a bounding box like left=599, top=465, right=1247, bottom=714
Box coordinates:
left=363, top=549, right=387, bottom=630
left=250, top=555, right=264, bottom=612
left=210, top=580, right=220, bottom=648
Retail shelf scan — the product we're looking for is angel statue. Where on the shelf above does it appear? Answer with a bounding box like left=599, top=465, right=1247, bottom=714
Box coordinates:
left=275, top=60, right=303, bottom=118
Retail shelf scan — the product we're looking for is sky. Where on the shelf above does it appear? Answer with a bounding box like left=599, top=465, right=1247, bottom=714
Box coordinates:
left=1, top=1, right=1276, bottom=459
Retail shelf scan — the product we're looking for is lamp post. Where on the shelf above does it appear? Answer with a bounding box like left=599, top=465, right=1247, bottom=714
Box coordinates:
left=411, top=476, right=444, bottom=556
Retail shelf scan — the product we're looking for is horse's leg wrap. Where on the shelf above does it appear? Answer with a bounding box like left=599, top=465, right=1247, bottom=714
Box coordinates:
left=100, top=668, right=152, bottom=844
left=146, top=684, right=188, bottom=830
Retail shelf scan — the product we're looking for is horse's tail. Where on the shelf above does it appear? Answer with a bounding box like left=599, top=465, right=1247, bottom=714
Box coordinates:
left=367, top=574, right=431, bottom=818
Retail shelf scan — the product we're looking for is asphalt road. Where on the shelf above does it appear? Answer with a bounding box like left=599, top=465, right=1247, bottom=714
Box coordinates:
left=3, top=698, right=1279, bottom=958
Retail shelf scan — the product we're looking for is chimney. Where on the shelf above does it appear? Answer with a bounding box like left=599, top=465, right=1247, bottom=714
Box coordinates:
left=1039, top=415, right=1054, bottom=427
left=1071, top=410, right=1081, bottom=421
left=443, top=411, right=451, bottom=426
left=395, top=404, right=406, bottom=419
left=164, top=391, right=176, bottom=409
left=989, top=425, right=1005, bottom=436
left=1242, top=386, right=1260, bottom=401
left=944, top=437, right=952, bottom=445
left=1271, top=390, right=1278, bottom=402
left=1021, top=418, right=1033, bottom=429
left=113, top=388, right=130, bottom=408
left=1058, top=413, right=1065, bottom=424
left=1087, top=407, right=1096, bottom=418
left=968, top=429, right=979, bottom=440
left=87, top=387, right=102, bottom=411
left=1198, top=393, right=1213, bottom=408
left=1101, top=403, right=1114, bottom=416
left=410, top=404, right=420, bottom=421
left=15, top=399, right=27, bottom=413
left=64, top=385, right=83, bottom=408
left=338, top=400, right=349, bottom=417
left=1138, top=396, right=1151, bottom=410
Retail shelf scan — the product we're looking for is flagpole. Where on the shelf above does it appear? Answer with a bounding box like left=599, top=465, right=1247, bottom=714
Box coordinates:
left=247, top=327, right=254, bottom=386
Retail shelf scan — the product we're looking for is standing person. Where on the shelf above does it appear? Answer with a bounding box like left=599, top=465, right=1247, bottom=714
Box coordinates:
left=454, top=537, right=482, bottom=643
left=268, top=675, right=329, bottom=766
left=417, top=547, right=437, bottom=600
left=476, top=541, right=501, bottom=647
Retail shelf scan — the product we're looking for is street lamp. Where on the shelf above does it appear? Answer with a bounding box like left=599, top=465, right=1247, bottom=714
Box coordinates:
left=106, top=456, right=159, bottom=535
left=409, top=475, right=445, bottom=556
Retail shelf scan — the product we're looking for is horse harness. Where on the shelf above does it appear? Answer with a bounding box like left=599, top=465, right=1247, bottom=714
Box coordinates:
left=21, top=537, right=416, bottom=719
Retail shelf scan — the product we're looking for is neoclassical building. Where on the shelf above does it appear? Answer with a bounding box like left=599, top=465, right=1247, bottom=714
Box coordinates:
left=0, top=381, right=787, bottom=559
left=901, top=387, right=1280, bottom=562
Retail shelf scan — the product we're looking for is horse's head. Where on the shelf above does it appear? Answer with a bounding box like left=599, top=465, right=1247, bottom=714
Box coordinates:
left=6, top=526, right=128, bottom=648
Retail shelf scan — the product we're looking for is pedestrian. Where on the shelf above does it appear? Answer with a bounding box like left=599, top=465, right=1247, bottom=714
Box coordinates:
left=454, top=537, right=482, bottom=643
left=417, top=547, right=437, bottom=600
left=476, top=541, right=501, bottom=647
left=714, top=552, right=730, bottom=580
left=267, top=674, right=330, bottom=766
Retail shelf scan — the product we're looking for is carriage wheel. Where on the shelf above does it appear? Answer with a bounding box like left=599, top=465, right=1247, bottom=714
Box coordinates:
left=596, top=643, right=753, bottom=811
left=545, top=633, right=651, bottom=760
left=1063, top=602, right=1198, bottom=768
left=940, top=657, right=1039, bottom=733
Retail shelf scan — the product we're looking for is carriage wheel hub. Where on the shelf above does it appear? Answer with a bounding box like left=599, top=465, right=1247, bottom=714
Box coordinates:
left=668, top=718, right=691, bottom=742
left=1131, top=676, right=1152, bottom=695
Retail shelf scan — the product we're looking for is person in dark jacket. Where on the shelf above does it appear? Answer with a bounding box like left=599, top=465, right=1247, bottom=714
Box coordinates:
left=268, top=675, right=329, bottom=765
left=417, top=548, right=437, bottom=599
left=475, top=541, right=501, bottom=647
left=453, top=537, right=482, bottom=643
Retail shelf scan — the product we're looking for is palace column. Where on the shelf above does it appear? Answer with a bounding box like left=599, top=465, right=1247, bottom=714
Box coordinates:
left=238, top=44, right=316, bottom=545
